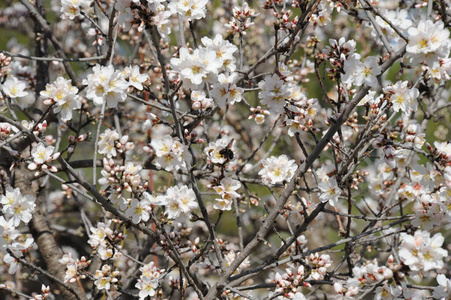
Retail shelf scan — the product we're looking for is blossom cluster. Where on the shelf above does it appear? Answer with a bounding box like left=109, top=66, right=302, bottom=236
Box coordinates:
left=59, top=253, right=90, bottom=283
left=259, top=154, right=297, bottom=185
left=398, top=230, right=448, bottom=273
left=83, top=64, right=147, bottom=108
left=88, top=220, right=125, bottom=260
left=41, top=77, right=80, bottom=121
left=170, top=34, right=238, bottom=93
left=152, top=185, right=198, bottom=220
left=211, top=177, right=241, bottom=211
left=149, top=134, right=189, bottom=171
left=135, top=262, right=164, bottom=299
left=1, top=0, right=451, bottom=299
left=0, top=187, right=35, bottom=274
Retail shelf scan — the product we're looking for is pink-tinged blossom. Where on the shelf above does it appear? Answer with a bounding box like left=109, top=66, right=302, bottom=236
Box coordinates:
left=346, top=261, right=393, bottom=287
left=2, top=75, right=28, bottom=98
left=258, top=155, right=298, bottom=185
left=3, top=253, right=19, bottom=274
left=136, top=262, right=164, bottom=299
left=191, top=90, right=214, bottom=110
left=40, top=77, right=80, bottom=121
left=82, top=64, right=129, bottom=108
left=285, top=94, right=317, bottom=136
left=225, top=2, right=258, bottom=34
left=406, top=20, right=451, bottom=66
left=306, top=253, right=332, bottom=281
left=0, top=122, right=17, bottom=140
left=342, top=54, right=381, bottom=88
left=434, top=141, right=451, bottom=162
left=398, top=230, right=448, bottom=272
left=258, top=74, right=290, bottom=114
left=384, top=81, right=419, bottom=115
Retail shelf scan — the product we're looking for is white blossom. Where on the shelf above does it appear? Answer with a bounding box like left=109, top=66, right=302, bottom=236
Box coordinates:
left=1, top=187, right=36, bottom=227
left=318, top=178, right=342, bottom=206
left=258, top=74, right=290, bottom=114
left=83, top=64, right=129, bottom=108
left=2, top=76, right=28, bottom=98
left=407, top=20, right=451, bottom=66
left=259, top=155, right=298, bottom=185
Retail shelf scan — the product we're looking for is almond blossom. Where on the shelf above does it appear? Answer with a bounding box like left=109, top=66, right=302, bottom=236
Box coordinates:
left=204, top=136, right=236, bottom=166
left=125, top=197, right=151, bottom=224
left=135, top=262, right=164, bottom=299
left=406, top=20, right=451, bottom=66
left=122, top=65, right=148, bottom=90
left=342, top=54, right=381, bottom=88
left=97, top=129, right=119, bottom=159
left=0, top=187, right=36, bottom=227
left=318, top=178, right=342, bottom=206
left=398, top=230, right=448, bottom=272
left=171, top=47, right=222, bottom=89
left=168, top=0, right=208, bottom=21
left=60, top=0, right=92, bottom=20
left=83, top=64, right=129, bottom=108
left=2, top=75, right=28, bottom=99
left=211, top=73, right=243, bottom=107
left=212, top=177, right=241, bottom=211
left=384, top=80, right=419, bottom=115
left=28, top=142, right=59, bottom=173
left=154, top=185, right=198, bottom=219
left=150, top=135, right=189, bottom=171
left=40, top=76, right=81, bottom=121
left=433, top=274, right=451, bottom=300
left=258, top=155, right=298, bottom=185
left=258, top=74, right=290, bottom=114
